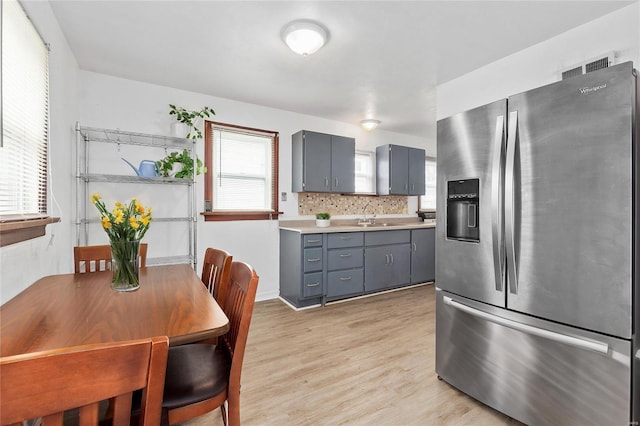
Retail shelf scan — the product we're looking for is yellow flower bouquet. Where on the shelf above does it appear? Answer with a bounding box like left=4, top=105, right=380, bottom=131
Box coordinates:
left=91, top=194, right=152, bottom=290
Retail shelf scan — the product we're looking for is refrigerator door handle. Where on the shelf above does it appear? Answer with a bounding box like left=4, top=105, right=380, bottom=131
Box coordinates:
left=491, top=115, right=505, bottom=292
left=505, top=110, right=518, bottom=294
left=443, top=296, right=609, bottom=355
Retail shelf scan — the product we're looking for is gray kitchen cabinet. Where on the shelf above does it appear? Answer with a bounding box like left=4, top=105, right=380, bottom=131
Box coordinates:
left=292, top=130, right=355, bottom=193
left=326, top=232, right=364, bottom=301
left=411, top=228, right=435, bottom=284
left=364, top=230, right=411, bottom=293
left=376, top=144, right=426, bottom=195
left=279, top=230, right=324, bottom=308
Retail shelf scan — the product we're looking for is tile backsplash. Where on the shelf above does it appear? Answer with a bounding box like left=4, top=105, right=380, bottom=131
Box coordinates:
left=298, top=193, right=408, bottom=216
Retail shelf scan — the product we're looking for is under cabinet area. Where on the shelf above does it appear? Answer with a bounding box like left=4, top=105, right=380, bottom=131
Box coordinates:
left=279, top=224, right=435, bottom=309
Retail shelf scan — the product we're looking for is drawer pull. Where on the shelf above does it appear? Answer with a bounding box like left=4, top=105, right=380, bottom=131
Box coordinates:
left=307, top=258, right=321, bottom=262
left=307, top=239, right=321, bottom=243
left=339, top=277, right=352, bottom=281
left=340, top=236, right=352, bottom=240
left=307, top=282, right=321, bottom=287
left=339, top=253, right=352, bottom=258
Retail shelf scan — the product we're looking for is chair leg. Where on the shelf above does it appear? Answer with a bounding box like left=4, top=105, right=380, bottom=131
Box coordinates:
left=220, top=403, right=228, bottom=426
left=227, top=395, right=240, bottom=426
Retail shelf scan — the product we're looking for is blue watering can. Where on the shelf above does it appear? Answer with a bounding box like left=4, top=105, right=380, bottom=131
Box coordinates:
left=121, top=158, right=158, bottom=177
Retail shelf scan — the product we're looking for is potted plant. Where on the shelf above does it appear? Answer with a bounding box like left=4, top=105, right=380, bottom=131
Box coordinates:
left=315, top=212, right=331, bottom=228
left=155, top=149, right=206, bottom=179
left=169, top=104, right=216, bottom=140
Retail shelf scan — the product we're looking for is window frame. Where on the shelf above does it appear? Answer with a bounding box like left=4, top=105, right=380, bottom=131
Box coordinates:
left=202, top=120, right=280, bottom=221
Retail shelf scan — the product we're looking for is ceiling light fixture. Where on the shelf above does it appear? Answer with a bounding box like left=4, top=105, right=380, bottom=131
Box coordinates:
left=360, top=119, right=381, bottom=131
left=281, top=20, right=328, bottom=56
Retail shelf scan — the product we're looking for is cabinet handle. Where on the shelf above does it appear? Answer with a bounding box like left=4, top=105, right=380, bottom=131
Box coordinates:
left=325, top=177, right=329, bottom=187
left=339, top=277, right=352, bottom=281
left=413, top=242, right=417, bottom=252
left=307, top=239, right=321, bottom=243
left=339, top=253, right=352, bottom=258
left=335, top=177, right=339, bottom=187
left=307, top=282, right=321, bottom=287
left=385, top=254, right=389, bottom=265
left=307, top=258, right=321, bottom=262
left=389, top=253, right=394, bottom=264
left=340, top=236, right=352, bottom=240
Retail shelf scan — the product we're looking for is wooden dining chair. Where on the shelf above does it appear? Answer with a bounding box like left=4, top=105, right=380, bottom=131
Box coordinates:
left=162, top=261, right=259, bottom=425
left=74, top=243, right=148, bottom=273
left=201, top=248, right=232, bottom=305
left=0, top=336, right=169, bottom=426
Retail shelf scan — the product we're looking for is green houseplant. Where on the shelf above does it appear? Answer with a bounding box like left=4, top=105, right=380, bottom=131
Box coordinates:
left=315, top=212, right=331, bottom=228
left=169, top=104, right=216, bottom=140
left=155, top=149, right=206, bottom=179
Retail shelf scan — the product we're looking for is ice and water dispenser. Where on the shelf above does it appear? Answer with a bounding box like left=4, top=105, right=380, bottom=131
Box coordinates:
left=446, top=179, right=479, bottom=242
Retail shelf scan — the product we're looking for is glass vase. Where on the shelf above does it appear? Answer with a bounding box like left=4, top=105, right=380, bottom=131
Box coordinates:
left=110, top=240, right=140, bottom=291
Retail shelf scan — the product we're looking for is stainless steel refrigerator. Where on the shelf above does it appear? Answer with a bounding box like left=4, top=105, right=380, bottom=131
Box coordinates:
left=435, top=61, right=638, bottom=425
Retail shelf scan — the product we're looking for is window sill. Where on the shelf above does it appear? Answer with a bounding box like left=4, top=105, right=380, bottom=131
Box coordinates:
left=0, top=216, right=61, bottom=247
left=201, top=211, right=283, bottom=222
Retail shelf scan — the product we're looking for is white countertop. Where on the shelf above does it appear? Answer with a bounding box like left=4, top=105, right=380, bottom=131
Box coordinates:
left=279, top=219, right=436, bottom=234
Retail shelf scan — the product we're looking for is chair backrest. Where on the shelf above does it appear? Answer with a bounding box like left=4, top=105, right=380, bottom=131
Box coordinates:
left=201, top=248, right=232, bottom=304
left=74, top=243, right=148, bottom=273
left=219, top=261, right=259, bottom=387
left=0, top=336, right=168, bottom=426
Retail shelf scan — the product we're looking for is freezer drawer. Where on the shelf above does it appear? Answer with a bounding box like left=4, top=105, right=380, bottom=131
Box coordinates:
left=435, top=289, right=632, bottom=426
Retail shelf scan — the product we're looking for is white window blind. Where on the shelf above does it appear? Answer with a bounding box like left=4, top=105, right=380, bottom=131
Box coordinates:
left=1, top=0, right=49, bottom=216
left=355, top=151, right=374, bottom=193
left=419, top=157, right=437, bottom=210
left=212, top=127, right=275, bottom=211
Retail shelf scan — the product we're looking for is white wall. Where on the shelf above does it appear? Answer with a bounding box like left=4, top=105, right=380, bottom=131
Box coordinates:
left=77, top=71, right=432, bottom=301
left=437, top=3, right=640, bottom=119
left=0, top=1, right=79, bottom=304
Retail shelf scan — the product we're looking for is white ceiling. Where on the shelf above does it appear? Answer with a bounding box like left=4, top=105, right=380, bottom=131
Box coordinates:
left=47, top=1, right=633, bottom=138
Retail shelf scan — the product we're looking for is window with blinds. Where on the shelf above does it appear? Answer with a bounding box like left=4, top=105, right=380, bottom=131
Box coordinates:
left=419, top=156, right=437, bottom=211
left=355, top=151, right=375, bottom=194
left=204, top=122, right=279, bottom=220
left=1, top=0, right=49, bottom=217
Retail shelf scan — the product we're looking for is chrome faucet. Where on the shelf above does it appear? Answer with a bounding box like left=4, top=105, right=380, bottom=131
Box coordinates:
left=358, top=200, right=375, bottom=225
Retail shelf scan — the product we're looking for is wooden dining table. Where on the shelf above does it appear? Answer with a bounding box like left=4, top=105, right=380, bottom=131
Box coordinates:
left=0, top=264, right=229, bottom=357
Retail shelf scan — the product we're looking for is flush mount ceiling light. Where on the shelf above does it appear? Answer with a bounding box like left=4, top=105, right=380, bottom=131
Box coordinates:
left=360, top=119, right=381, bottom=131
left=281, top=20, right=328, bottom=56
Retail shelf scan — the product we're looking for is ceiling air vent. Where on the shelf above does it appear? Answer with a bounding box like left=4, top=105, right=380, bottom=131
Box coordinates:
left=560, top=52, right=616, bottom=80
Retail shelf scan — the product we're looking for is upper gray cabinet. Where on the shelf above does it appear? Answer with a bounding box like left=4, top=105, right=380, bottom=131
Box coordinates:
left=376, top=144, right=426, bottom=195
left=292, top=130, right=355, bottom=193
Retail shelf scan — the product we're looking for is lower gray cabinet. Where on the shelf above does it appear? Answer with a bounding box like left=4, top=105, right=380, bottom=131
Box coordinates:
left=326, top=232, right=364, bottom=301
left=280, top=227, right=433, bottom=308
left=280, top=230, right=325, bottom=308
left=364, top=230, right=411, bottom=293
left=411, top=228, right=435, bottom=284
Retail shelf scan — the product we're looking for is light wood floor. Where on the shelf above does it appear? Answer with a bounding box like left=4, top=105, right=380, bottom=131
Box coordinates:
left=179, top=284, right=523, bottom=426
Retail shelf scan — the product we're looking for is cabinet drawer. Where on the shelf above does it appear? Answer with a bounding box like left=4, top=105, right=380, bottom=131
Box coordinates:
left=327, top=268, right=364, bottom=298
left=303, top=247, right=323, bottom=272
left=327, top=232, right=364, bottom=248
left=302, top=272, right=323, bottom=298
left=365, top=230, right=410, bottom=246
left=303, top=234, right=323, bottom=247
left=327, top=248, right=363, bottom=271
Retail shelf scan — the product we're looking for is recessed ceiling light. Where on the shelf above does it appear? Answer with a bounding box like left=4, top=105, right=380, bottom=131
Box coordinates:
left=360, top=119, right=381, bottom=131
left=281, top=20, right=328, bottom=56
